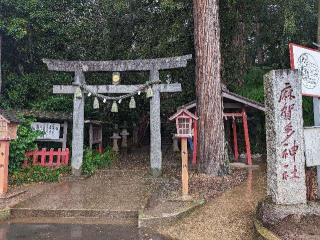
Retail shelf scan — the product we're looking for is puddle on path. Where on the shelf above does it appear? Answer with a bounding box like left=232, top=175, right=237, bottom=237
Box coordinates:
left=0, top=222, right=170, bottom=240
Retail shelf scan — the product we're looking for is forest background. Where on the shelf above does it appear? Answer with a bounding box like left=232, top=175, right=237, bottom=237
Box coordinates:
left=0, top=0, right=317, bottom=153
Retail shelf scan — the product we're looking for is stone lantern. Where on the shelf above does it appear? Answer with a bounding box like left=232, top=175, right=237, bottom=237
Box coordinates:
left=120, top=129, right=130, bottom=148
left=110, top=133, right=121, bottom=152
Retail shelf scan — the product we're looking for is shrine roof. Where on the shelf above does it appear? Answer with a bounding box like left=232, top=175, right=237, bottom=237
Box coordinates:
left=178, top=88, right=265, bottom=112
left=12, top=109, right=73, bottom=122
left=0, top=109, right=20, bottom=123
left=169, top=108, right=199, bottom=121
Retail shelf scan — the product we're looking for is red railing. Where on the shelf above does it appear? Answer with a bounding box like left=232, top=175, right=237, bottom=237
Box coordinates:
left=24, top=148, right=70, bottom=168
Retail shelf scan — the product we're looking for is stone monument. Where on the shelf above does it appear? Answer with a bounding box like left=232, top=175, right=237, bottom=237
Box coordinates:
left=264, top=69, right=306, bottom=205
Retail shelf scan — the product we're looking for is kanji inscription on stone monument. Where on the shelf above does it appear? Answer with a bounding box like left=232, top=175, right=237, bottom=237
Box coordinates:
left=264, top=69, right=306, bottom=205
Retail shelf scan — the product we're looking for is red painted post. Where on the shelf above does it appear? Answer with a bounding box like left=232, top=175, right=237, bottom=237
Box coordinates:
left=98, top=144, right=103, bottom=154
left=232, top=119, right=239, bottom=161
left=33, top=150, right=38, bottom=165
left=57, top=148, right=61, bottom=166
left=0, top=139, right=10, bottom=194
left=242, top=109, right=252, bottom=165
left=40, top=148, right=46, bottom=166
left=49, top=148, right=54, bottom=166
left=65, top=148, right=70, bottom=165
left=192, top=115, right=198, bottom=167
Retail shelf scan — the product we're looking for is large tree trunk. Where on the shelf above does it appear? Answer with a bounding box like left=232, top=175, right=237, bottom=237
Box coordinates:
left=193, top=0, right=226, bottom=176
left=0, top=34, right=2, bottom=94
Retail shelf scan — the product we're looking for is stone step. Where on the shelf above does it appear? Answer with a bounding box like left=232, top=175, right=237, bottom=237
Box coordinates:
left=10, top=208, right=138, bottom=220
left=8, top=216, right=138, bottom=226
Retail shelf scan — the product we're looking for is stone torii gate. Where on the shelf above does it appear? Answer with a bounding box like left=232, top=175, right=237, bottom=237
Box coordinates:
left=43, top=55, right=192, bottom=176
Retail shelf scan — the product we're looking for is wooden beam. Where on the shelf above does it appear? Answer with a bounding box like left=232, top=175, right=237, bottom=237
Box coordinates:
left=224, top=103, right=243, bottom=109
left=181, top=138, right=189, bottom=196
left=43, top=55, right=192, bottom=72
left=53, top=83, right=182, bottom=94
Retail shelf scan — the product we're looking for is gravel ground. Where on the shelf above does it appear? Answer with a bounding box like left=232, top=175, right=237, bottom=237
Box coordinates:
left=271, top=215, right=320, bottom=240
left=158, top=165, right=267, bottom=240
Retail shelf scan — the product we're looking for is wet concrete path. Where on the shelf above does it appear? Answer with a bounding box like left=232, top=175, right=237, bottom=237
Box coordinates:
left=13, top=169, right=151, bottom=213
left=0, top=222, right=171, bottom=240
left=159, top=165, right=267, bottom=240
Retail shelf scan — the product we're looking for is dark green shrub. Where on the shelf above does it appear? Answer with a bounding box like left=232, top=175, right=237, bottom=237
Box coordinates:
left=82, top=148, right=117, bottom=176
left=10, top=166, right=71, bottom=185
left=9, top=117, right=43, bottom=174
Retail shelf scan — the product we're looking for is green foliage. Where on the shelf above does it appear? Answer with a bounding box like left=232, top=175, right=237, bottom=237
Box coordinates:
left=0, top=73, right=73, bottom=110
left=9, top=117, right=42, bottom=173
left=1, top=0, right=319, bottom=155
left=10, top=166, right=71, bottom=185
left=231, top=67, right=271, bottom=103
left=82, top=148, right=117, bottom=176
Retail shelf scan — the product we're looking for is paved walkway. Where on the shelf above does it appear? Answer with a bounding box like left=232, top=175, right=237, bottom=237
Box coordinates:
left=159, top=165, right=267, bottom=240
left=14, top=169, right=152, bottom=213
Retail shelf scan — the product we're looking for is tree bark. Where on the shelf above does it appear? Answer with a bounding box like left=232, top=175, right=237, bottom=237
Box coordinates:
left=193, top=0, right=226, bottom=176
left=0, top=34, right=2, bottom=94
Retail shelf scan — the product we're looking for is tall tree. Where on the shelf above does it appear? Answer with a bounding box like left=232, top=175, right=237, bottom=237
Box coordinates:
left=193, top=0, right=226, bottom=175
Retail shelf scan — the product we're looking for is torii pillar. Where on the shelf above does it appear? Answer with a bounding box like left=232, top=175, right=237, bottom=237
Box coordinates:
left=43, top=55, right=192, bottom=176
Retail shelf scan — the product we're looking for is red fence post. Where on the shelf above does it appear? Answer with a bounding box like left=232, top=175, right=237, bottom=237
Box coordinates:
left=33, top=150, right=38, bottom=165
left=25, top=148, right=70, bottom=168
left=57, top=148, right=61, bottom=167
left=232, top=119, right=239, bottom=161
left=40, top=148, right=46, bottom=166
left=49, top=148, right=54, bottom=166
left=65, top=148, right=70, bottom=165
left=242, top=109, right=252, bottom=165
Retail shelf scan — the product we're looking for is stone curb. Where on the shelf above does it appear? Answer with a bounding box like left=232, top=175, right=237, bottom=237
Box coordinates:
left=254, top=218, right=281, bottom=240
left=10, top=208, right=138, bottom=219
left=138, top=199, right=205, bottom=228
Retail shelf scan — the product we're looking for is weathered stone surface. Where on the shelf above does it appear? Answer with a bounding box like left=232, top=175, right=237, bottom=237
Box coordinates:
left=43, top=55, right=192, bottom=72
left=304, top=127, right=320, bottom=167
left=257, top=198, right=320, bottom=226
left=264, top=69, right=306, bottom=205
left=71, top=71, right=85, bottom=176
left=150, top=69, right=162, bottom=176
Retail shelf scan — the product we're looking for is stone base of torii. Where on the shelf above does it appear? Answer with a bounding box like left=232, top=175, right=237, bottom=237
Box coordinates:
left=43, top=55, right=192, bottom=177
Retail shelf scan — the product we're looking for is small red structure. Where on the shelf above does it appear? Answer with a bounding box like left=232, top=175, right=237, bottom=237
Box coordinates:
left=177, top=86, right=265, bottom=166
left=224, top=109, right=252, bottom=165
left=24, top=148, right=70, bottom=168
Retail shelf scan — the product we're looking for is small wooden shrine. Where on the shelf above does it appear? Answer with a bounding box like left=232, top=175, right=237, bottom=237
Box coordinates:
left=177, top=86, right=265, bottom=165
left=0, top=109, right=20, bottom=140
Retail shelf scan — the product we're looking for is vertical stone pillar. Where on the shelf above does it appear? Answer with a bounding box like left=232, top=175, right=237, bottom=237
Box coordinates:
left=150, top=68, right=162, bottom=177
left=71, top=71, right=85, bottom=176
left=312, top=97, right=320, bottom=198
left=264, top=69, right=306, bottom=205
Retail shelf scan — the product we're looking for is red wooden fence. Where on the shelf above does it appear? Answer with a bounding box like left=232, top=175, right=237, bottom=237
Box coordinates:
left=24, top=148, right=70, bottom=168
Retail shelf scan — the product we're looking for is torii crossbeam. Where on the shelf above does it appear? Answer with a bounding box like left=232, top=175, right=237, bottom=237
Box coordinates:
left=43, top=55, right=192, bottom=176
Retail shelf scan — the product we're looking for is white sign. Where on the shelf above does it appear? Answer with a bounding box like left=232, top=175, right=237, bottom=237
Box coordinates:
left=289, top=43, right=320, bottom=97
left=32, top=122, right=60, bottom=140
left=304, top=127, right=320, bottom=167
